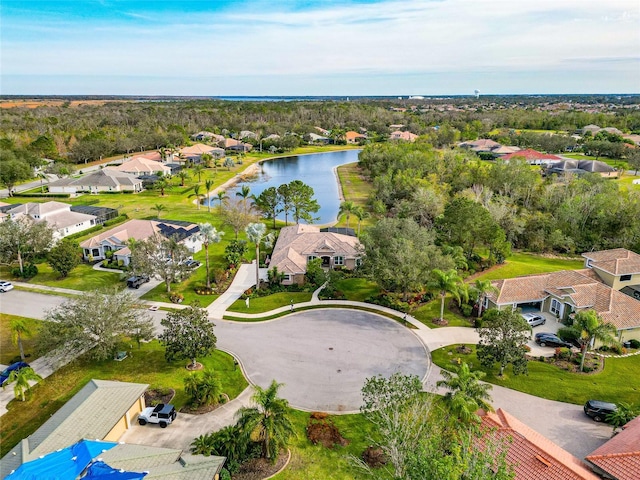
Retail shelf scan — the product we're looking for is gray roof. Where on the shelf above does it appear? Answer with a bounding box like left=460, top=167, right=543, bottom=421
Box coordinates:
left=0, top=379, right=148, bottom=477
left=100, top=444, right=225, bottom=479
left=49, top=169, right=142, bottom=188
left=547, top=159, right=615, bottom=173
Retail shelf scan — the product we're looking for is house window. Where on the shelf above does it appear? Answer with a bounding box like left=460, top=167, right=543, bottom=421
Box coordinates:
left=92, top=248, right=100, bottom=257
left=307, top=255, right=317, bottom=262
left=550, top=299, right=561, bottom=316
left=620, top=274, right=632, bottom=282
left=283, top=274, right=292, bottom=282
left=356, top=258, right=362, bottom=267
left=334, top=256, right=344, bottom=266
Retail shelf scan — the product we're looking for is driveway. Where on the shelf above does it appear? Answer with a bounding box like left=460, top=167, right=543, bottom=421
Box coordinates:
left=216, top=308, right=430, bottom=413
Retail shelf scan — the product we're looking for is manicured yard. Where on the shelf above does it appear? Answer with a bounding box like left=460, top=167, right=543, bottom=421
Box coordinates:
left=471, top=252, right=584, bottom=282
left=335, top=161, right=375, bottom=231
left=0, top=340, right=247, bottom=457
left=412, top=298, right=473, bottom=328
left=0, top=314, right=43, bottom=364
left=0, top=263, right=123, bottom=292
left=227, top=292, right=313, bottom=313
left=432, top=344, right=640, bottom=406
left=334, top=277, right=380, bottom=302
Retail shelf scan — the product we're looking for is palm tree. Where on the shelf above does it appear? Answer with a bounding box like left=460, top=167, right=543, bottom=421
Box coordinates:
left=38, top=172, right=48, bottom=193
left=205, top=179, right=214, bottom=213
left=436, top=362, right=493, bottom=423
left=154, top=203, right=166, bottom=219
left=236, top=380, right=294, bottom=462
left=353, top=205, right=369, bottom=237
left=236, top=185, right=252, bottom=213
left=190, top=184, right=203, bottom=210
left=428, top=269, right=465, bottom=323
left=216, top=190, right=228, bottom=213
left=156, top=178, right=168, bottom=196
left=338, top=201, right=355, bottom=229
left=11, top=318, right=32, bottom=361
left=200, top=153, right=213, bottom=169
left=607, top=402, right=638, bottom=433
left=245, top=223, right=275, bottom=290
left=177, top=169, right=189, bottom=187
left=3, top=367, right=43, bottom=401
left=569, top=310, right=618, bottom=372
left=472, top=279, right=499, bottom=318
left=197, top=223, right=224, bottom=290
left=193, top=164, right=205, bottom=183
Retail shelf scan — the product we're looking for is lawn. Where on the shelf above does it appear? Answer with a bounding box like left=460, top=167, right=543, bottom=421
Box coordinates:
left=227, top=292, right=313, bottom=313
left=471, top=251, right=584, bottom=282
left=412, top=298, right=473, bottom=328
left=335, top=162, right=375, bottom=231
left=561, top=152, right=629, bottom=170
left=432, top=344, right=640, bottom=406
left=274, top=410, right=386, bottom=480
left=0, top=314, right=43, bottom=364
left=334, top=277, right=380, bottom=302
left=0, top=340, right=247, bottom=457
left=0, top=263, right=123, bottom=292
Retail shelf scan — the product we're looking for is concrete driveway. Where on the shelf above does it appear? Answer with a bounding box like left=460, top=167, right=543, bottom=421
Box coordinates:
left=216, top=308, right=430, bottom=413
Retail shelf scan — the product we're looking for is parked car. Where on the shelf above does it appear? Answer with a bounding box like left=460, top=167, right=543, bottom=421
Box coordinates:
left=0, top=361, right=30, bottom=386
left=184, top=259, right=201, bottom=269
left=137, top=403, right=177, bottom=428
left=534, top=333, right=573, bottom=348
left=0, top=281, right=14, bottom=293
left=522, top=313, right=546, bottom=327
left=126, top=275, right=150, bottom=289
left=584, top=399, right=617, bottom=422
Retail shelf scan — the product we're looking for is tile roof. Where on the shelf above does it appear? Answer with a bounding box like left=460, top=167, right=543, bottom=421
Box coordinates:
left=109, top=157, right=171, bottom=175
left=460, top=139, right=501, bottom=151
left=502, top=148, right=561, bottom=161
left=49, top=169, right=142, bottom=188
left=270, top=224, right=361, bottom=275
left=390, top=131, right=418, bottom=141
left=79, top=219, right=198, bottom=249
left=586, top=416, right=640, bottom=480
left=488, top=269, right=640, bottom=331
left=180, top=143, right=219, bottom=155
left=582, top=249, right=640, bottom=275
left=480, top=409, right=600, bottom=480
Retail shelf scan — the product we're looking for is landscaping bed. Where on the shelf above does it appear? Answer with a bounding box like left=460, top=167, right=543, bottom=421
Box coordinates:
left=232, top=450, right=289, bottom=480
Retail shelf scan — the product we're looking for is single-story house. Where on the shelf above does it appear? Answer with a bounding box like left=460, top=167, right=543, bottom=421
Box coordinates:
left=223, top=138, right=253, bottom=152
left=239, top=130, right=258, bottom=140
left=108, top=157, right=172, bottom=177
left=580, top=124, right=602, bottom=136
left=6, top=201, right=97, bottom=239
left=314, top=126, right=331, bottom=136
left=501, top=148, right=562, bottom=165
left=70, top=204, right=119, bottom=225
left=269, top=224, right=362, bottom=285
left=0, top=379, right=148, bottom=478
left=390, top=131, right=419, bottom=142
left=263, top=133, right=281, bottom=141
left=478, top=409, right=599, bottom=480
left=345, top=131, right=367, bottom=144
left=48, top=169, right=143, bottom=194
left=486, top=249, right=640, bottom=342
left=546, top=159, right=618, bottom=178
left=179, top=143, right=225, bottom=163
left=585, top=415, right=640, bottom=480
left=459, top=139, right=502, bottom=152
left=307, top=133, right=331, bottom=144
left=80, top=219, right=202, bottom=265
left=191, top=131, right=225, bottom=143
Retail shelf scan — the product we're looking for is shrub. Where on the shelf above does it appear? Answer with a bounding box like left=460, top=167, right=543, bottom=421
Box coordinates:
left=460, top=304, right=473, bottom=317
left=11, top=263, right=38, bottom=279
left=628, top=339, right=640, bottom=349
left=610, top=344, right=623, bottom=355
left=555, top=347, right=572, bottom=360
left=557, top=327, right=580, bottom=344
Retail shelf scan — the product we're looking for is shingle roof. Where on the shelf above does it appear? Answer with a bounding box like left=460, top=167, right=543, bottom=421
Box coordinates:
left=180, top=143, right=218, bottom=155
left=49, top=169, right=142, bottom=188
left=8, top=201, right=97, bottom=232
left=270, top=224, right=361, bottom=275
left=502, top=149, right=561, bottom=161
left=79, top=219, right=199, bottom=249
left=0, top=380, right=148, bottom=477
left=582, top=248, right=640, bottom=275
left=480, top=409, right=600, bottom=480
left=488, top=269, right=640, bottom=331
left=109, top=157, right=171, bottom=175
left=586, top=415, right=640, bottom=480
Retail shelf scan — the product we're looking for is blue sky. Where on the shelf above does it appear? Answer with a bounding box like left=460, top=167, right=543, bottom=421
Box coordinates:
left=2, top=0, right=639, bottom=95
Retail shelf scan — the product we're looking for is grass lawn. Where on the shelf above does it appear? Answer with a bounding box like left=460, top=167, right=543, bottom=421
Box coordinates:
left=412, top=298, right=473, bottom=328
left=335, top=162, right=375, bottom=231
left=0, top=314, right=43, bottom=364
left=562, top=152, right=629, bottom=170
left=432, top=344, right=640, bottom=406
left=227, top=292, right=313, bottom=313
left=471, top=252, right=584, bottom=282
left=0, top=340, right=247, bottom=457
left=274, top=410, right=386, bottom=480
left=0, top=263, right=124, bottom=292
left=334, top=277, right=380, bottom=302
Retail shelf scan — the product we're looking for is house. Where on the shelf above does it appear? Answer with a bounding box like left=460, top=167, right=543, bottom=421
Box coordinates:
left=546, top=159, right=618, bottom=178
left=486, top=253, right=640, bottom=342
left=48, top=169, right=143, bottom=194
left=6, top=201, right=97, bottom=239
left=239, top=130, right=258, bottom=140
left=314, top=126, right=330, bottom=136
left=580, top=124, right=602, bottom=136
left=585, top=415, right=640, bottom=480
left=79, top=219, right=202, bottom=265
left=223, top=138, right=252, bottom=152
left=622, top=134, right=640, bottom=146
left=107, top=157, right=172, bottom=177
left=307, top=133, right=331, bottom=144
left=0, top=379, right=148, bottom=478
left=263, top=133, right=281, bottom=141
left=478, top=409, right=600, bottom=480
left=390, top=131, right=419, bottom=142
left=191, top=131, right=225, bottom=144
left=501, top=148, right=562, bottom=165
left=582, top=249, right=640, bottom=297
left=0, top=380, right=226, bottom=480
left=269, top=224, right=361, bottom=285
left=70, top=204, right=119, bottom=225
left=345, top=131, right=366, bottom=144
left=459, top=139, right=502, bottom=152
left=179, top=143, right=225, bottom=163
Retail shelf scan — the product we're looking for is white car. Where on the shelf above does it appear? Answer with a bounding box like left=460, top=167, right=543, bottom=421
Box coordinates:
left=0, top=281, right=14, bottom=293
left=521, top=312, right=546, bottom=327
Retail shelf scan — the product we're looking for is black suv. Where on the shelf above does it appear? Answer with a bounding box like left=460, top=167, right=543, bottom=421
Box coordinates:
left=126, top=275, right=150, bottom=289
left=584, top=400, right=617, bottom=422
left=534, top=333, right=573, bottom=348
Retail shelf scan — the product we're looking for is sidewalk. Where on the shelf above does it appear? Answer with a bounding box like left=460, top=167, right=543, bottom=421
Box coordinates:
left=206, top=262, right=267, bottom=318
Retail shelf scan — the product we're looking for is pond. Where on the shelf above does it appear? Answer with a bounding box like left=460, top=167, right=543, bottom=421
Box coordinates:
left=215, top=149, right=361, bottom=225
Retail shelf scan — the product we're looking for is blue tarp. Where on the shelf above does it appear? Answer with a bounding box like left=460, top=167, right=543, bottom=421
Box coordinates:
left=7, top=440, right=117, bottom=480
left=83, top=461, right=146, bottom=480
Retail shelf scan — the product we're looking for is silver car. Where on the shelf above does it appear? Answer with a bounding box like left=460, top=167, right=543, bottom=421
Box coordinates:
left=521, top=313, right=546, bottom=327
left=0, top=281, right=14, bottom=293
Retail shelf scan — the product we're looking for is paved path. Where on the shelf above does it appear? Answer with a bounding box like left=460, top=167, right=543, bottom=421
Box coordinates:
left=206, top=262, right=267, bottom=318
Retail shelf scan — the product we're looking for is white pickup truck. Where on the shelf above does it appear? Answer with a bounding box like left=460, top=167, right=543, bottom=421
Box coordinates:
left=137, top=403, right=177, bottom=428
